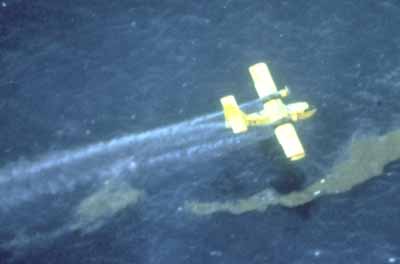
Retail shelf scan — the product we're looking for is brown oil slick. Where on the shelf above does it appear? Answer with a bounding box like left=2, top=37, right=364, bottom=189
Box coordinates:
left=186, top=129, right=400, bottom=215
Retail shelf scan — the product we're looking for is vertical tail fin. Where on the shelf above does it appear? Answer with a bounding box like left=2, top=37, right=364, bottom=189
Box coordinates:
left=220, top=95, right=248, bottom=133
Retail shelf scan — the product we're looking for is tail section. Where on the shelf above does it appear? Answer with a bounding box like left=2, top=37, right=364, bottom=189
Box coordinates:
left=220, top=95, right=248, bottom=133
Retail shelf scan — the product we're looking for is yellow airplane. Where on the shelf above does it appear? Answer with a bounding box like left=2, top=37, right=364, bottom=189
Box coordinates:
left=220, top=62, right=316, bottom=161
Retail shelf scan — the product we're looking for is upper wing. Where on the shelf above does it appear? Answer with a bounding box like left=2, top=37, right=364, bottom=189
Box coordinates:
left=249, top=62, right=287, bottom=122
left=274, top=123, right=305, bottom=161
left=248, top=63, right=278, bottom=98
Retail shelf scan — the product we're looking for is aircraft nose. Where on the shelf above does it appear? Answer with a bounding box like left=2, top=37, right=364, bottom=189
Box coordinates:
left=304, top=105, right=317, bottom=118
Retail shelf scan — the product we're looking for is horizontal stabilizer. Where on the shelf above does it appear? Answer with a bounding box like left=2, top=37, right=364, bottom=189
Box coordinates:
left=220, top=95, right=248, bottom=133
left=274, top=123, right=305, bottom=161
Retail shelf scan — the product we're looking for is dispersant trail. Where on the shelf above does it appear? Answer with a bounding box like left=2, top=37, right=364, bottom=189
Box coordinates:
left=0, top=100, right=268, bottom=210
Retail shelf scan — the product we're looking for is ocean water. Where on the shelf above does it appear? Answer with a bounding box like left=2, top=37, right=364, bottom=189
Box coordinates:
left=1, top=0, right=400, bottom=263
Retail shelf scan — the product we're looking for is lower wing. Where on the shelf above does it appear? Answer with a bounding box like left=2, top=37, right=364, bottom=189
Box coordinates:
left=274, top=123, right=305, bottom=161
